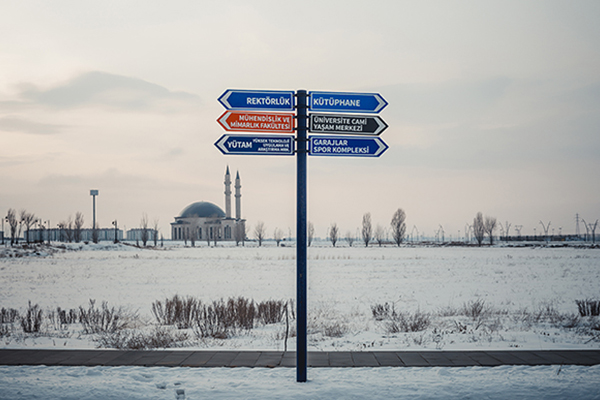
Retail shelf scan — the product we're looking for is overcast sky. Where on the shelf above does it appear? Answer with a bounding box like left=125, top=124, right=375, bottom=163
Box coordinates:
left=1, top=0, right=599, bottom=240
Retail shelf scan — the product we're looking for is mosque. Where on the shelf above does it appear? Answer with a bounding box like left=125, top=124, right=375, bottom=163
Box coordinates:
left=170, top=167, right=245, bottom=242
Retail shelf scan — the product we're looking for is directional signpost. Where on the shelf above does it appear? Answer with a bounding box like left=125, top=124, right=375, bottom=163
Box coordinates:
left=309, top=91, right=388, bottom=113
left=218, top=111, right=294, bottom=133
left=215, top=88, right=388, bottom=383
left=309, top=136, right=388, bottom=157
left=214, top=134, right=294, bottom=156
left=309, top=113, right=388, bottom=136
left=218, top=89, right=295, bottom=111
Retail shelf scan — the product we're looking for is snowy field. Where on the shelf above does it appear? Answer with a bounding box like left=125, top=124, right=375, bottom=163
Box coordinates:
left=1, top=365, right=600, bottom=400
left=1, top=242, right=600, bottom=399
left=1, top=242, right=599, bottom=351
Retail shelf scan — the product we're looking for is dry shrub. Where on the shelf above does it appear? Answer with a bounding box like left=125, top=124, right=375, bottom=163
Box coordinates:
left=257, top=300, right=286, bottom=325
left=576, top=299, right=600, bottom=317
left=1, top=308, right=19, bottom=324
left=386, top=310, right=431, bottom=333
left=308, top=303, right=349, bottom=338
left=371, top=303, right=394, bottom=321
left=462, top=299, right=488, bottom=320
left=79, top=299, right=133, bottom=334
left=96, top=326, right=189, bottom=350
left=21, top=301, right=43, bottom=333
left=152, top=295, right=200, bottom=329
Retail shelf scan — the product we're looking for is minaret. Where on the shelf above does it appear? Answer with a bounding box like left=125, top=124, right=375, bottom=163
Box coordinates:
left=235, top=171, right=241, bottom=220
left=224, top=166, right=232, bottom=218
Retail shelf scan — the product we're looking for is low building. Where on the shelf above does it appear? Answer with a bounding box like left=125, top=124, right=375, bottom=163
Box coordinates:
left=171, top=167, right=245, bottom=243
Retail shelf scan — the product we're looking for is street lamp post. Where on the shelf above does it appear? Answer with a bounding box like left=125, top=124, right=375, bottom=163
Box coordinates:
left=112, top=220, right=118, bottom=244
left=90, top=190, right=99, bottom=243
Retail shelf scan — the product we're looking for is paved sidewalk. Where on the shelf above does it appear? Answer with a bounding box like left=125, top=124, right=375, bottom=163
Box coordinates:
left=1, top=349, right=599, bottom=368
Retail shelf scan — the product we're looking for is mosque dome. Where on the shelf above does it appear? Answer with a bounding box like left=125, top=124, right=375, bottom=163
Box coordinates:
left=178, top=201, right=226, bottom=219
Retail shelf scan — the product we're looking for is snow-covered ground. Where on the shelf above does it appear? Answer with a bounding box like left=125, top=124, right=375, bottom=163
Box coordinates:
left=1, top=365, right=600, bottom=399
left=1, top=242, right=598, bottom=351
left=1, top=242, right=600, bottom=399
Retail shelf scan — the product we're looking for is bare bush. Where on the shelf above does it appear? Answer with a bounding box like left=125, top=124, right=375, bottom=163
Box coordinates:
left=462, top=299, right=488, bottom=320
left=0, top=324, right=11, bottom=337
left=257, top=300, right=286, bottom=325
left=96, top=327, right=189, bottom=350
left=371, top=302, right=394, bottom=321
left=576, top=299, right=600, bottom=317
left=1, top=307, right=19, bottom=324
left=21, top=301, right=43, bottom=333
left=323, top=321, right=348, bottom=337
left=195, top=300, right=232, bottom=339
left=152, top=295, right=199, bottom=329
left=47, top=307, right=78, bottom=330
left=193, top=297, right=255, bottom=339
left=79, top=300, right=132, bottom=334
left=386, top=310, right=431, bottom=333
left=229, top=297, right=256, bottom=331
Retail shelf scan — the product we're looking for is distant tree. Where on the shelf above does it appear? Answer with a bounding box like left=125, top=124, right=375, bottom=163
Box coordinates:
left=361, top=213, right=372, bottom=247
left=6, top=208, right=18, bottom=246
left=345, top=230, right=355, bottom=247
left=189, top=221, right=196, bottom=247
left=234, top=222, right=246, bottom=246
left=254, top=221, right=266, bottom=247
left=153, top=219, right=160, bottom=247
left=473, top=212, right=485, bottom=246
left=328, top=223, right=339, bottom=247
left=21, top=211, right=37, bottom=244
left=140, top=213, right=149, bottom=247
left=274, top=228, right=284, bottom=247
left=374, top=224, right=385, bottom=247
left=308, top=222, right=315, bottom=247
left=92, top=221, right=99, bottom=244
left=484, top=216, right=497, bottom=245
left=390, top=208, right=407, bottom=246
left=57, top=221, right=69, bottom=242
left=74, top=212, right=84, bottom=243
left=59, top=216, right=74, bottom=242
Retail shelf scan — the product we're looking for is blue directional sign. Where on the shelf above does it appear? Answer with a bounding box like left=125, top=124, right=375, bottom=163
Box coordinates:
left=309, top=135, right=388, bottom=157
left=214, top=134, right=295, bottom=155
left=218, top=89, right=295, bottom=111
left=309, top=91, right=387, bottom=114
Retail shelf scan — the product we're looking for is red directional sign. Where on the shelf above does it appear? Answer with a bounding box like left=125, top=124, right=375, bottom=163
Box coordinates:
left=217, top=111, right=295, bottom=133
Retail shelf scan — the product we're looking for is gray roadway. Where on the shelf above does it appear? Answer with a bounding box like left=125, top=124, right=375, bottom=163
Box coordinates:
left=1, top=349, right=600, bottom=368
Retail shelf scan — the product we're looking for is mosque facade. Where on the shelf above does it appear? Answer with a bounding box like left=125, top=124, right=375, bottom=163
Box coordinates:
left=170, top=167, right=245, bottom=242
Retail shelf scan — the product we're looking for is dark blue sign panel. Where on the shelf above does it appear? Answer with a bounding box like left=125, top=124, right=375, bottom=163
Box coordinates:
left=309, top=91, right=387, bottom=113
left=309, top=135, right=388, bottom=157
left=218, top=89, right=295, bottom=111
left=309, top=113, right=388, bottom=135
left=215, top=134, right=295, bottom=155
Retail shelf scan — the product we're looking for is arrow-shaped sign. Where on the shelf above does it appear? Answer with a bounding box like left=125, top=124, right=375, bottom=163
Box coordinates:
left=218, top=89, right=295, bottom=111
left=215, top=134, right=295, bottom=156
left=309, top=113, right=388, bottom=136
left=309, top=136, right=388, bottom=157
left=309, top=91, right=387, bottom=114
left=217, top=111, right=295, bottom=133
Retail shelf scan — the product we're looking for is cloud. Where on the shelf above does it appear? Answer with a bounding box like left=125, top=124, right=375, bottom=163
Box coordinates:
left=377, top=77, right=512, bottom=124
left=0, top=116, right=64, bottom=135
left=15, top=71, right=201, bottom=111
